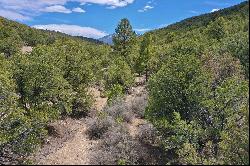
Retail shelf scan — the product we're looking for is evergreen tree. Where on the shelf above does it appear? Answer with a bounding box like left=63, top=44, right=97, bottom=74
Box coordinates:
left=112, top=18, right=136, bottom=59
left=137, top=33, right=153, bottom=81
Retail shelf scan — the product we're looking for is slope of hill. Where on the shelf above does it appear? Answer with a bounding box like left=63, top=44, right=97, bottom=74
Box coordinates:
left=153, top=1, right=249, bottom=35
left=0, top=16, right=105, bottom=57
left=0, top=14, right=113, bottom=165
left=139, top=1, right=249, bottom=165
left=0, top=1, right=249, bottom=165
left=145, top=1, right=249, bottom=77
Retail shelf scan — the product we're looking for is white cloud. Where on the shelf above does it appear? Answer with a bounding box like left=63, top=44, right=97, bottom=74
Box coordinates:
left=93, top=0, right=135, bottom=9
left=0, top=0, right=135, bottom=21
left=42, top=5, right=72, bottom=13
left=189, top=10, right=199, bottom=14
left=33, top=24, right=108, bottom=39
left=80, top=2, right=87, bottom=6
left=138, top=5, right=154, bottom=12
left=0, top=0, right=135, bottom=11
left=210, top=8, right=220, bottom=12
left=72, top=7, right=86, bottom=13
left=42, top=5, right=86, bottom=14
left=145, top=5, right=154, bottom=9
left=0, top=9, right=31, bottom=21
left=134, top=28, right=151, bottom=32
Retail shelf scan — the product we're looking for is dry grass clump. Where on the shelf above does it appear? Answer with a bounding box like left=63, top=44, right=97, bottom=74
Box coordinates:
left=131, top=94, right=148, bottom=118
left=89, top=126, right=147, bottom=165
left=136, top=123, right=159, bottom=145
left=85, top=116, right=116, bottom=140
left=104, top=98, right=134, bottom=123
left=90, top=125, right=165, bottom=165
left=87, top=95, right=165, bottom=165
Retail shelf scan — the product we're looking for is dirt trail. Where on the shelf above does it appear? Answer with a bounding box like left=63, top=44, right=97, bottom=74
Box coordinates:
left=88, top=87, right=107, bottom=111
left=125, top=76, right=148, bottom=138
left=35, top=119, right=98, bottom=165
left=33, top=87, right=107, bottom=165
left=33, top=76, right=147, bottom=165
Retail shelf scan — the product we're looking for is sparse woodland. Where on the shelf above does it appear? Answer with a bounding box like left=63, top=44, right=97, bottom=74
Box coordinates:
left=0, top=1, right=249, bottom=165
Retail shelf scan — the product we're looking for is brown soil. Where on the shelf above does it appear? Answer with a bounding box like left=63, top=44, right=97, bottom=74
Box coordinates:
left=34, top=118, right=99, bottom=165
left=32, top=76, right=148, bottom=165
left=88, top=87, right=107, bottom=111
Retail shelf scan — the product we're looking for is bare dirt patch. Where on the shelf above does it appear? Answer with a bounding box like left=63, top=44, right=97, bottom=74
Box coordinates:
left=88, top=87, right=107, bottom=111
left=32, top=76, right=160, bottom=165
left=21, top=46, right=32, bottom=54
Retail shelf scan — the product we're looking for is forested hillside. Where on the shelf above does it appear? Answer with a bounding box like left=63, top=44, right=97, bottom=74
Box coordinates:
left=0, top=15, right=113, bottom=164
left=145, top=1, right=249, bottom=77
left=0, top=16, right=104, bottom=56
left=0, top=1, right=249, bottom=165
left=142, top=1, right=249, bottom=164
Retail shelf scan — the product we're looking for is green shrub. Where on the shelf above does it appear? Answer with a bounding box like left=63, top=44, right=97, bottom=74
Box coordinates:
left=146, top=53, right=249, bottom=164
left=146, top=54, right=210, bottom=123
left=104, top=58, right=134, bottom=102
left=218, top=32, right=249, bottom=78
left=105, top=58, right=134, bottom=89
left=0, top=55, right=47, bottom=163
left=106, top=84, right=124, bottom=104
left=72, top=85, right=93, bottom=117
left=14, top=55, right=73, bottom=115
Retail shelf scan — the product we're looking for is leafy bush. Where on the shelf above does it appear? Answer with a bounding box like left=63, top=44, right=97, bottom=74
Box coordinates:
left=104, top=58, right=134, bottom=96
left=13, top=54, right=73, bottom=115
left=0, top=29, right=22, bottom=57
left=146, top=54, right=210, bottom=123
left=146, top=53, right=249, bottom=164
left=72, top=85, right=93, bottom=118
left=106, top=84, right=124, bottom=104
left=0, top=55, right=47, bottom=164
left=206, top=17, right=229, bottom=40
left=218, top=32, right=249, bottom=78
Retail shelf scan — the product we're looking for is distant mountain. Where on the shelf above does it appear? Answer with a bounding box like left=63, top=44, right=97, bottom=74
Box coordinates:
left=75, top=36, right=104, bottom=45
left=98, top=34, right=114, bottom=45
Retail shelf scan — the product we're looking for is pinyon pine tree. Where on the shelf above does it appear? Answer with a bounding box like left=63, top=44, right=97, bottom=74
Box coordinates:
left=112, top=18, right=136, bottom=60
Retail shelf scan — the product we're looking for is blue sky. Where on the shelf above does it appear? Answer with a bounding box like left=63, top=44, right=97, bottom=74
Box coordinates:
left=0, top=0, right=246, bottom=38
